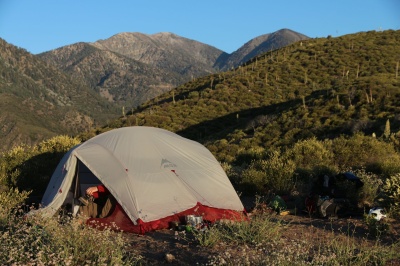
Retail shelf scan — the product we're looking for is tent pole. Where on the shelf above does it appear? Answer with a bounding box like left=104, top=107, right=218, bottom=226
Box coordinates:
left=74, top=162, right=80, bottom=199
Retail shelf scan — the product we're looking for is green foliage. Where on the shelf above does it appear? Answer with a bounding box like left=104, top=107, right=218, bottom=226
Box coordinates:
left=378, top=174, right=400, bottom=217
left=0, top=135, right=81, bottom=197
left=287, top=137, right=335, bottom=174
left=0, top=188, right=30, bottom=224
left=350, top=168, right=382, bottom=208
left=193, top=214, right=283, bottom=248
left=330, top=134, right=400, bottom=175
left=364, top=214, right=390, bottom=239
left=241, top=150, right=296, bottom=194
left=191, top=225, right=223, bottom=247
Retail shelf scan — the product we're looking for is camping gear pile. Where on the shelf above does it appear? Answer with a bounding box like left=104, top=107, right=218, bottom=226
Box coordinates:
left=305, top=172, right=365, bottom=219
left=29, top=126, right=246, bottom=234
left=169, top=214, right=208, bottom=235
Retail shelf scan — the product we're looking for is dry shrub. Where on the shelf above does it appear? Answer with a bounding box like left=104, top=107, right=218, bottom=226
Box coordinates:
left=0, top=212, right=142, bottom=265
left=193, top=212, right=283, bottom=248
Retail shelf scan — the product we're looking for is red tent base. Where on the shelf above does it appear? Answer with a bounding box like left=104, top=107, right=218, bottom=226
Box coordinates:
left=86, top=202, right=248, bottom=234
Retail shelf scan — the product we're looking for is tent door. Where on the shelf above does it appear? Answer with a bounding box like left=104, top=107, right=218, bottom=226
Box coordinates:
left=69, top=160, right=102, bottom=216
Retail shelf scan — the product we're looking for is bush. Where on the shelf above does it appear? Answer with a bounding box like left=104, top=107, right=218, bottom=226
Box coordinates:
left=241, top=150, right=296, bottom=195
left=0, top=188, right=30, bottom=225
left=343, top=168, right=382, bottom=208
left=0, top=136, right=81, bottom=197
left=331, top=134, right=400, bottom=175
left=0, top=210, right=142, bottom=265
left=193, top=213, right=283, bottom=248
left=378, top=174, right=400, bottom=218
left=364, top=214, right=390, bottom=239
left=287, top=137, right=334, bottom=173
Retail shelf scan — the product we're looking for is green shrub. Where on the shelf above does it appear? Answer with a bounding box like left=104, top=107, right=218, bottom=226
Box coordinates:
left=364, top=214, right=390, bottom=239
left=378, top=174, right=400, bottom=218
left=331, top=134, right=400, bottom=175
left=0, top=135, right=81, bottom=196
left=0, top=188, right=30, bottom=225
left=350, top=168, right=383, bottom=208
left=241, top=150, right=296, bottom=195
left=287, top=137, right=334, bottom=172
left=193, top=213, right=283, bottom=248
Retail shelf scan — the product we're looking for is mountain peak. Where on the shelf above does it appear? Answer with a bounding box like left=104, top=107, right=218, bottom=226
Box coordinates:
left=214, top=28, right=309, bottom=70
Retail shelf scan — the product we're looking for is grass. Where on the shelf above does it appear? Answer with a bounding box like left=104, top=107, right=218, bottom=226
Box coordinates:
left=0, top=203, right=399, bottom=265
left=0, top=208, right=143, bottom=265
left=188, top=205, right=400, bottom=265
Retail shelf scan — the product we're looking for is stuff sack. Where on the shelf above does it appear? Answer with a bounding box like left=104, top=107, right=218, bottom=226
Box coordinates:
left=317, top=198, right=339, bottom=218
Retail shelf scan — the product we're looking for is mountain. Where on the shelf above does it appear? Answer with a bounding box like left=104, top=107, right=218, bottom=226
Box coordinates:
left=39, top=32, right=225, bottom=107
left=89, top=30, right=400, bottom=163
left=0, top=29, right=310, bottom=152
left=0, top=38, right=119, bottom=152
left=92, top=32, right=223, bottom=75
left=38, top=41, right=186, bottom=107
left=39, top=29, right=307, bottom=108
left=214, top=29, right=309, bottom=70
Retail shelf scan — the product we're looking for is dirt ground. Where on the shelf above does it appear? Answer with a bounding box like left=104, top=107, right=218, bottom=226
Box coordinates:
left=123, top=198, right=400, bottom=265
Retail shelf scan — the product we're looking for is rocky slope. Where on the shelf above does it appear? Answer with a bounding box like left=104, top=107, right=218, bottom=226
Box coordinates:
left=38, top=42, right=185, bottom=106
left=92, top=32, right=223, bottom=75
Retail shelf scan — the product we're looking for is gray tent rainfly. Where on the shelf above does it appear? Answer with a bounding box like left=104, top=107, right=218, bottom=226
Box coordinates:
left=34, top=126, right=246, bottom=233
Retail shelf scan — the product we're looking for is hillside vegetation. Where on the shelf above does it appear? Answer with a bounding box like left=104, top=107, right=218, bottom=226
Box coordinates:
left=0, top=38, right=120, bottom=152
left=98, top=30, right=400, bottom=164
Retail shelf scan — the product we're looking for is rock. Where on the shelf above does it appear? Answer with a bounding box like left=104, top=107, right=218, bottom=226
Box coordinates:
left=165, top=253, right=175, bottom=263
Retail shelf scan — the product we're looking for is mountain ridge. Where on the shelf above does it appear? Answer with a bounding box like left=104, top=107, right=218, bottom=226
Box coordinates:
left=39, top=29, right=308, bottom=108
left=215, top=28, right=309, bottom=70
left=1, top=28, right=310, bottom=152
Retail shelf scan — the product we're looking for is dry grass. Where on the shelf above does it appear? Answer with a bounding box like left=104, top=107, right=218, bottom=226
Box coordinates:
left=201, top=213, right=400, bottom=265
left=0, top=209, right=143, bottom=265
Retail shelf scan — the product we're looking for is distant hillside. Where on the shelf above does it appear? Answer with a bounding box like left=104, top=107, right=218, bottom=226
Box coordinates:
left=214, top=29, right=309, bottom=70
left=39, top=30, right=306, bottom=108
left=0, top=38, right=119, bottom=152
left=90, top=30, right=400, bottom=164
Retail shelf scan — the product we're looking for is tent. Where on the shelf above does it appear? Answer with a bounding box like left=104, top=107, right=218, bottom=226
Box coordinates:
left=34, top=126, right=246, bottom=233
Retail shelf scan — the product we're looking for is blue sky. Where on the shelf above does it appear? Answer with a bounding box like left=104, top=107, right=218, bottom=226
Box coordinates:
left=0, top=0, right=399, bottom=54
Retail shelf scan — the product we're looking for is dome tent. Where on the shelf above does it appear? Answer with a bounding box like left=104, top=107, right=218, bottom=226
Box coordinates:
left=35, top=126, right=245, bottom=233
